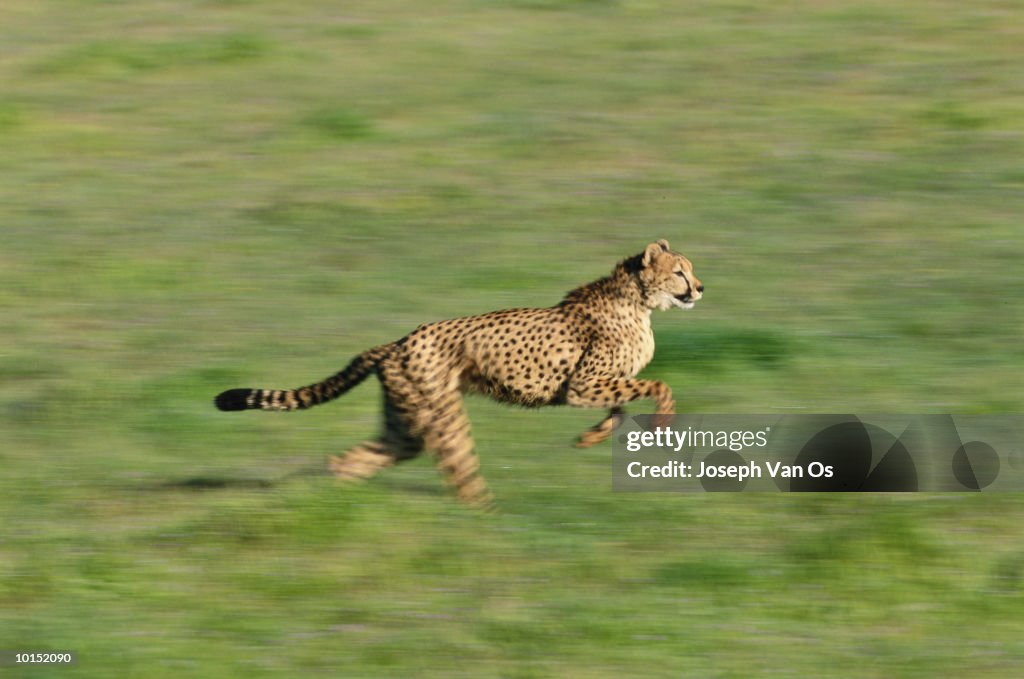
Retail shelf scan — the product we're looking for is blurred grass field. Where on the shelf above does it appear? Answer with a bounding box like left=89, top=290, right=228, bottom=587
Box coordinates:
left=2, top=0, right=1023, bottom=676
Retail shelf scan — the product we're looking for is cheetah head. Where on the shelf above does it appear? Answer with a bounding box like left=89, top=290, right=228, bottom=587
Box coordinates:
left=638, top=239, right=703, bottom=311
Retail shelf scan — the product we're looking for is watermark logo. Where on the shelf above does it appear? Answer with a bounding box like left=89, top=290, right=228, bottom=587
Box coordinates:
left=612, top=415, right=1022, bottom=492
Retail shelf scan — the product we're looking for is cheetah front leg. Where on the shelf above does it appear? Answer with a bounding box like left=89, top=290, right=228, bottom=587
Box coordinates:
left=576, top=406, right=626, bottom=448
left=566, top=377, right=675, bottom=434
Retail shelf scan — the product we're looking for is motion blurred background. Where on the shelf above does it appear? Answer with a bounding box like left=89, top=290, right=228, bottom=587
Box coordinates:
left=2, top=1, right=1022, bottom=676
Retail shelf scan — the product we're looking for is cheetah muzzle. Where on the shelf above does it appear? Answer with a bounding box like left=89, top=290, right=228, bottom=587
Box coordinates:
left=215, top=239, right=703, bottom=508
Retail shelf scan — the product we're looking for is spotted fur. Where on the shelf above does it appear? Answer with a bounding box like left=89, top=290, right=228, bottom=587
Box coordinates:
left=215, top=239, right=703, bottom=507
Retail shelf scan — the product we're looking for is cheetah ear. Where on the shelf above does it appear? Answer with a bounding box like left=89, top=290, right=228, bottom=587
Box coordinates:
left=642, top=240, right=669, bottom=266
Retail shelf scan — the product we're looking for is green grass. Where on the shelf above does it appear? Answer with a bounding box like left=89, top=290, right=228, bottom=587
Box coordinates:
left=2, top=0, right=1023, bottom=676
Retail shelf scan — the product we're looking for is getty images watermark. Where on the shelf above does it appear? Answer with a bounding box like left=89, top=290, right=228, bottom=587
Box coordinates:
left=612, top=415, right=1023, bottom=492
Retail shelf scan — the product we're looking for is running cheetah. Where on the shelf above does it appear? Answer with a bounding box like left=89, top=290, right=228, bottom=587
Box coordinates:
left=215, top=239, right=703, bottom=507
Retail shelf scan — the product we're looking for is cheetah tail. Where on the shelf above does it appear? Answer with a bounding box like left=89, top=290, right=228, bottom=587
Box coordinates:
left=214, top=343, right=394, bottom=412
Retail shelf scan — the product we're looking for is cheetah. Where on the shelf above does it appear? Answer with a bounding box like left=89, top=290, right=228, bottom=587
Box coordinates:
left=215, top=239, right=703, bottom=507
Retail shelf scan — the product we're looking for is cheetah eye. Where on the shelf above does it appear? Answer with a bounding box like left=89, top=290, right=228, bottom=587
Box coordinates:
left=674, top=271, right=685, bottom=277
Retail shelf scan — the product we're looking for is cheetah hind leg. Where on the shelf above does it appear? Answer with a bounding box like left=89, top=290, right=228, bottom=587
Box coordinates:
left=576, top=406, right=626, bottom=448
left=329, top=441, right=396, bottom=482
left=422, top=398, right=496, bottom=511
left=327, top=401, right=423, bottom=485
left=330, top=373, right=426, bottom=484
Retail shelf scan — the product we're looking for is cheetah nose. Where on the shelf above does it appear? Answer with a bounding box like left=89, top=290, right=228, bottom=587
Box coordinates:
left=696, top=284, right=704, bottom=293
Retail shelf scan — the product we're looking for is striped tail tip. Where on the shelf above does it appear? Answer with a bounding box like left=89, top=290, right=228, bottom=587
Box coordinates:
left=215, top=389, right=253, bottom=411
